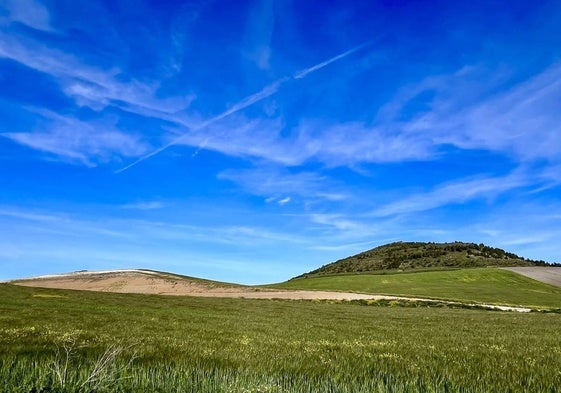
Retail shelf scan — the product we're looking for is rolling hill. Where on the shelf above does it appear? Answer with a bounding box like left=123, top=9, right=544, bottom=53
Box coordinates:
left=271, top=241, right=561, bottom=308
left=8, top=241, right=561, bottom=308
left=297, top=241, right=548, bottom=278
left=275, top=268, right=561, bottom=308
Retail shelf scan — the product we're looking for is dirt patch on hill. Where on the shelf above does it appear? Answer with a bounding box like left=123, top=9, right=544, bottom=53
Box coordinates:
left=501, top=267, right=561, bottom=287
left=12, top=270, right=376, bottom=300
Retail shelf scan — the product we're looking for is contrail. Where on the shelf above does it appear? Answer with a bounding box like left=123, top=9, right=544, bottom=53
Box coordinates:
left=115, top=79, right=287, bottom=174
left=293, top=42, right=370, bottom=79
left=116, top=42, right=370, bottom=173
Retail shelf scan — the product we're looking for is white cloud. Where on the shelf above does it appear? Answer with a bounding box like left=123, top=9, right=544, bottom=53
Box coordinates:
left=294, top=120, right=435, bottom=166
left=121, top=201, right=165, bottom=210
left=219, top=165, right=348, bottom=203
left=466, top=201, right=561, bottom=262
left=244, top=0, right=275, bottom=70
left=154, top=114, right=436, bottom=173
left=160, top=116, right=305, bottom=166
left=0, top=31, right=195, bottom=118
left=153, top=62, right=561, bottom=171
left=309, top=213, right=362, bottom=231
left=308, top=239, right=380, bottom=252
left=371, top=167, right=555, bottom=217
left=0, top=208, right=59, bottom=222
left=115, top=83, right=289, bottom=172
left=390, top=62, right=561, bottom=164
left=117, top=43, right=374, bottom=172
left=0, top=205, right=310, bottom=249
left=4, top=8, right=559, bottom=175
left=0, top=0, right=53, bottom=31
left=1, top=111, right=149, bottom=165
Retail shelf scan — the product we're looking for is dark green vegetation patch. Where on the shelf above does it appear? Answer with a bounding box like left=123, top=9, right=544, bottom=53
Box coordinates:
left=299, top=241, right=549, bottom=277
left=1, top=284, right=561, bottom=392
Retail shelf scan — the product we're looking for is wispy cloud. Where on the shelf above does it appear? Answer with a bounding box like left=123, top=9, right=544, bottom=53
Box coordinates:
left=387, top=62, right=561, bottom=164
left=117, top=42, right=371, bottom=172
left=219, top=165, right=348, bottom=204
left=0, top=204, right=312, bottom=250
left=293, top=120, right=435, bottom=166
left=308, top=239, right=380, bottom=253
left=452, top=64, right=561, bottom=162
left=244, top=0, right=275, bottom=70
left=0, top=204, right=311, bottom=266
left=148, top=113, right=437, bottom=173
left=0, top=207, right=59, bottom=222
left=2, top=12, right=432, bottom=173
left=1, top=110, right=149, bottom=165
left=465, top=200, right=561, bottom=262
left=0, top=203, right=408, bottom=281
left=120, top=201, right=165, bottom=210
left=171, top=116, right=303, bottom=165
left=371, top=167, right=552, bottom=217
left=0, top=29, right=195, bottom=117
left=0, top=0, right=53, bottom=32
left=0, top=19, right=196, bottom=164
left=155, top=61, right=561, bottom=172
left=309, top=213, right=362, bottom=231
left=117, top=106, right=284, bottom=173
left=115, top=79, right=288, bottom=173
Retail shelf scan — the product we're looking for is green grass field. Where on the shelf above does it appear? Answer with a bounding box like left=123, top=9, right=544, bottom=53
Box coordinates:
left=274, top=268, right=561, bottom=308
left=1, top=283, right=561, bottom=392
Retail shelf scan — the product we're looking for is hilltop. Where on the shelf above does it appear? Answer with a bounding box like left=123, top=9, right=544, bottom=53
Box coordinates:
left=297, top=241, right=549, bottom=278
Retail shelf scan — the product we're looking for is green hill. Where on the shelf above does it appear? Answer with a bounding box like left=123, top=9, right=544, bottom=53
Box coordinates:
left=298, top=241, right=545, bottom=277
left=276, top=268, right=561, bottom=308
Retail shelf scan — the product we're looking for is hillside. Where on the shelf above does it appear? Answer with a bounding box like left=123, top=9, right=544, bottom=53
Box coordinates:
left=275, top=268, right=561, bottom=308
left=298, top=241, right=547, bottom=277
left=11, top=269, right=247, bottom=295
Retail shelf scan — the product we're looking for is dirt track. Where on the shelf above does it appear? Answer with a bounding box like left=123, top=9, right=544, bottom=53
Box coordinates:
left=501, top=266, right=561, bottom=287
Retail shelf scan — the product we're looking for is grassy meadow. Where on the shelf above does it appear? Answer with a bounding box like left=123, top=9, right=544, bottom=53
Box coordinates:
left=275, top=268, right=561, bottom=308
left=1, top=283, right=561, bottom=392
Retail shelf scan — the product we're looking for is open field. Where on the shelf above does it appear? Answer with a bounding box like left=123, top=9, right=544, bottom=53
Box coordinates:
left=1, top=283, right=561, bottom=392
left=274, top=268, right=561, bottom=308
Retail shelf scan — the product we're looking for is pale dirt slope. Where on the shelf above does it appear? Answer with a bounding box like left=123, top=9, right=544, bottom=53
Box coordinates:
left=9, top=269, right=531, bottom=312
left=11, top=270, right=377, bottom=300
left=501, top=267, right=561, bottom=287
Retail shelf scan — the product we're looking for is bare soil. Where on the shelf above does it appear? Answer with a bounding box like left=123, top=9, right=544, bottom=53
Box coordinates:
left=12, top=270, right=378, bottom=300
left=501, top=266, right=561, bottom=287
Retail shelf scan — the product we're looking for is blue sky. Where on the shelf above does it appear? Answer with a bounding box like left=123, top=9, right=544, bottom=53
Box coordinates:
left=1, top=0, right=561, bottom=284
